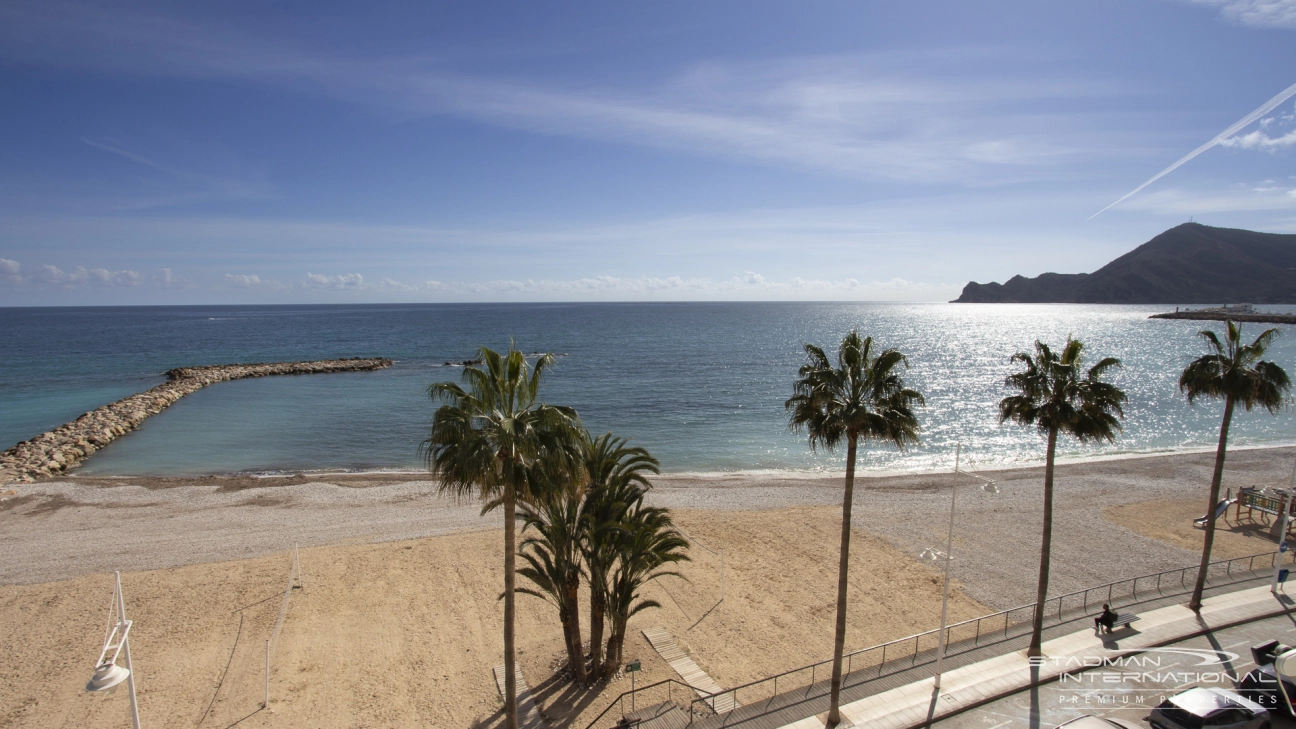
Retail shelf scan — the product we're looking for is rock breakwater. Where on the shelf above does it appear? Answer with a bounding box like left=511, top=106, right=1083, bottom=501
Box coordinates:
left=1149, top=311, right=1296, bottom=325
left=0, top=357, right=393, bottom=484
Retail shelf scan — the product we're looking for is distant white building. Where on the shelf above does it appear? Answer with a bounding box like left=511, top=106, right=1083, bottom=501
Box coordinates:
left=1199, top=303, right=1254, bottom=314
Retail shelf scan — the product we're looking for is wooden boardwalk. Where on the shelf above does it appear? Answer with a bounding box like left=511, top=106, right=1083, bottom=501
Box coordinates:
left=492, top=663, right=547, bottom=729
left=642, top=626, right=738, bottom=713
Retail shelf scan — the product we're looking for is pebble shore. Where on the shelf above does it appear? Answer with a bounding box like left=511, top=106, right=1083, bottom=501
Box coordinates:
left=0, top=357, right=393, bottom=484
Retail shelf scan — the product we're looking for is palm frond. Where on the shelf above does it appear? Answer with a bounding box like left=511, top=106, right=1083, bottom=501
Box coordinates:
left=787, top=329, right=925, bottom=454
left=1000, top=337, right=1126, bottom=441
left=1181, top=325, right=1291, bottom=412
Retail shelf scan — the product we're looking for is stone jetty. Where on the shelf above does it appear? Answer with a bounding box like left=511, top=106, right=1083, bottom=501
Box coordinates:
left=0, top=357, right=393, bottom=484
left=1149, top=310, right=1296, bottom=325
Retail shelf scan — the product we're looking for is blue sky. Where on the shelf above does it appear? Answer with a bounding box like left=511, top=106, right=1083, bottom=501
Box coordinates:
left=1, top=0, right=1294, bottom=305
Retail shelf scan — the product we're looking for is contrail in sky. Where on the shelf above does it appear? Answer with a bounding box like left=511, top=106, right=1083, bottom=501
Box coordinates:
left=1090, top=80, right=1296, bottom=219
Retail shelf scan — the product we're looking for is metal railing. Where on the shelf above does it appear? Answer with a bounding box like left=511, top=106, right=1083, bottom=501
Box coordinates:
left=584, top=549, right=1291, bottom=728
left=583, top=678, right=698, bottom=729
left=678, top=549, right=1292, bottom=722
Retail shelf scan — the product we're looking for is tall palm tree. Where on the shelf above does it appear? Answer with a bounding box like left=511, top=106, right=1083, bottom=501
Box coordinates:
left=1180, top=322, right=1290, bottom=611
left=579, top=432, right=659, bottom=677
left=516, top=474, right=588, bottom=682
left=786, top=330, right=924, bottom=726
left=422, top=346, right=583, bottom=729
left=602, top=501, right=690, bottom=673
left=1000, top=338, right=1125, bottom=657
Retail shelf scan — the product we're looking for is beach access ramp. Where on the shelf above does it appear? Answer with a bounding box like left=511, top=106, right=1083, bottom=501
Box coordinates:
left=642, top=626, right=738, bottom=713
left=492, top=664, right=547, bottom=729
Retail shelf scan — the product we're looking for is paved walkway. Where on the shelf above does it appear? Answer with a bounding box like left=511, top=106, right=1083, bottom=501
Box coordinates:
left=493, top=663, right=548, bottom=729
left=776, top=583, right=1296, bottom=729
left=644, top=626, right=739, bottom=713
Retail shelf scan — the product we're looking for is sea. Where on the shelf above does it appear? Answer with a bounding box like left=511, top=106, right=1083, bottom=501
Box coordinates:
left=1, top=302, right=1294, bottom=478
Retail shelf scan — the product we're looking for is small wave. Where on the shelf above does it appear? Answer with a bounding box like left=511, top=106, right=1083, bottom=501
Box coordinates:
left=245, top=467, right=428, bottom=479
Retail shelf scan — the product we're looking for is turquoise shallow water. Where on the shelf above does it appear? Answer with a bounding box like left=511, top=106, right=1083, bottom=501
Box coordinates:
left=1, top=302, right=1294, bottom=476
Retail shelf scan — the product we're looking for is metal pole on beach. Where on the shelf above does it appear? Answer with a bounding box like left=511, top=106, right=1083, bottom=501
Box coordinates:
left=119, top=573, right=142, bottom=729
left=86, top=571, right=142, bottom=729
left=933, top=444, right=958, bottom=690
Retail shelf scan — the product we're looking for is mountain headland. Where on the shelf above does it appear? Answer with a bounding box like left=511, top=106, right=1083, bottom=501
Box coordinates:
left=953, top=223, right=1296, bottom=304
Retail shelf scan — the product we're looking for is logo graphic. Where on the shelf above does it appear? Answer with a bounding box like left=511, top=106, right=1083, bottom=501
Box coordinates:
left=1115, top=648, right=1239, bottom=666
left=1031, top=647, right=1238, bottom=669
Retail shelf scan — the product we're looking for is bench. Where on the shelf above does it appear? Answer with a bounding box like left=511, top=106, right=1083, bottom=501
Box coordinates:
left=1112, top=614, right=1139, bottom=629
left=1096, top=612, right=1140, bottom=633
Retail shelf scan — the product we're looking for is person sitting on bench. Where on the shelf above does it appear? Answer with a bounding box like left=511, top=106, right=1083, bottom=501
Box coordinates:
left=1094, top=604, right=1117, bottom=633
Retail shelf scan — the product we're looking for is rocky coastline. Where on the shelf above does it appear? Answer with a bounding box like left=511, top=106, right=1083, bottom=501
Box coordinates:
left=0, top=357, right=393, bottom=485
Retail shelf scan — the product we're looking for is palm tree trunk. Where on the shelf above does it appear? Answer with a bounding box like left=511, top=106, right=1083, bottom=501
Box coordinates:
left=565, top=574, right=586, bottom=681
left=1028, top=427, right=1058, bottom=658
left=1189, top=396, right=1235, bottom=612
left=503, top=485, right=519, bottom=729
left=605, top=619, right=625, bottom=674
left=827, top=435, right=858, bottom=726
left=588, top=580, right=605, bottom=676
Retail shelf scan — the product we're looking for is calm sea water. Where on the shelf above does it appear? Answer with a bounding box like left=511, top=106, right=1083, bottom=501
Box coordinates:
left=1, top=303, right=1294, bottom=477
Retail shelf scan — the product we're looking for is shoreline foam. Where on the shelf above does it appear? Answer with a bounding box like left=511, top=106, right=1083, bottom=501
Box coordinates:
left=59, top=439, right=1296, bottom=484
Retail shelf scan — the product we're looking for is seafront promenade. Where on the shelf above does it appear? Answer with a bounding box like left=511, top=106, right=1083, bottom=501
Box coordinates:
left=611, top=575, right=1296, bottom=729
left=0, top=357, right=393, bottom=484
left=779, top=581, right=1296, bottom=729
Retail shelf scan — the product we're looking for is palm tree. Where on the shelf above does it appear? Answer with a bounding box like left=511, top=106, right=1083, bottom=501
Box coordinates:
left=516, top=474, right=588, bottom=682
left=579, top=432, right=659, bottom=677
left=786, top=330, right=924, bottom=726
left=422, top=346, right=583, bottom=729
left=602, top=500, right=690, bottom=673
left=1180, top=322, right=1290, bottom=611
left=1000, top=338, right=1125, bottom=657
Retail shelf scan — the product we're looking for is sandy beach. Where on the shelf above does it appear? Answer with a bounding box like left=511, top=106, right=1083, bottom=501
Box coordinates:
left=4, top=446, right=1296, bottom=727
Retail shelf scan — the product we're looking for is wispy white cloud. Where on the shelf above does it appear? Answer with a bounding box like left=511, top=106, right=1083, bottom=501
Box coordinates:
left=155, top=268, right=182, bottom=287
left=1115, top=182, right=1296, bottom=215
left=1091, top=80, right=1296, bottom=217
left=275, top=271, right=956, bottom=301
left=224, top=273, right=263, bottom=287
left=81, top=138, right=175, bottom=175
left=1220, top=127, right=1296, bottom=149
left=1186, top=0, right=1296, bottom=29
left=305, top=272, right=365, bottom=289
left=377, top=277, right=418, bottom=292
left=0, top=3, right=1126, bottom=183
left=0, top=258, right=21, bottom=284
left=34, top=264, right=142, bottom=287
left=0, top=258, right=187, bottom=289
left=80, top=137, right=266, bottom=208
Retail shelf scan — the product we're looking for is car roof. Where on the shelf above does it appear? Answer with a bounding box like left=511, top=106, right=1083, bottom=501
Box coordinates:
left=1169, top=687, right=1265, bottom=715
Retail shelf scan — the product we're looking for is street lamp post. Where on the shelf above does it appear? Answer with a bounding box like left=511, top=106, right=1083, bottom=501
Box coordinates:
left=921, top=444, right=997, bottom=691
left=86, top=571, right=141, bottom=729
